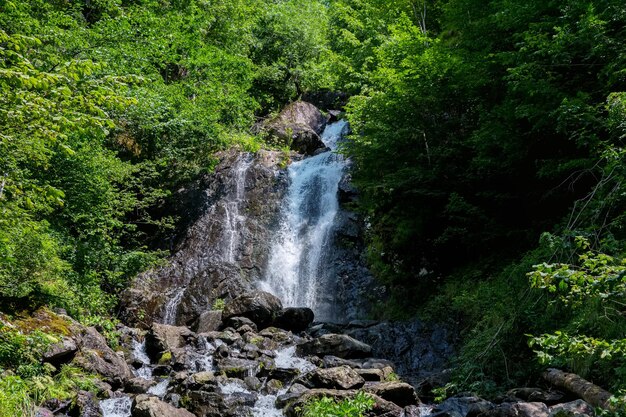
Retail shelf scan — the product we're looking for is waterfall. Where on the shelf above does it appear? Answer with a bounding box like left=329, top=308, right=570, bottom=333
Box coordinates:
left=222, top=154, right=253, bottom=263
left=261, top=120, right=349, bottom=321
left=163, top=287, right=186, bottom=325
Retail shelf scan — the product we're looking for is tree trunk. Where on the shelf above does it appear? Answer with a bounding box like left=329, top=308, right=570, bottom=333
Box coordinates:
left=542, top=368, right=613, bottom=409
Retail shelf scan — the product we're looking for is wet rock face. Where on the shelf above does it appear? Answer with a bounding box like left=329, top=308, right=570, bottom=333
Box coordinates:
left=121, top=149, right=291, bottom=327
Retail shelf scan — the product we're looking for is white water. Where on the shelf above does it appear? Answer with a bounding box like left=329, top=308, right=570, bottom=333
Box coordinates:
left=261, top=120, right=350, bottom=320
left=132, top=339, right=153, bottom=379
left=147, top=378, right=170, bottom=398
left=100, top=396, right=132, bottom=417
left=274, top=346, right=315, bottom=373
left=252, top=388, right=288, bottom=417
left=163, top=287, right=186, bottom=325
left=223, top=154, right=253, bottom=263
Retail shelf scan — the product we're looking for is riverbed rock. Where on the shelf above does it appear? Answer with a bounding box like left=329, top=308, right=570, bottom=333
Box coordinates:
left=133, top=395, right=195, bottom=417
left=263, top=101, right=328, bottom=155
left=505, top=388, right=565, bottom=405
left=364, top=381, right=419, bottom=407
left=273, top=307, right=315, bottom=332
left=125, top=377, right=156, bottom=394
left=195, top=310, right=223, bottom=333
left=74, top=391, right=102, bottom=417
left=145, top=323, right=194, bottom=361
left=222, top=291, right=283, bottom=329
left=548, top=400, right=595, bottom=417
left=298, top=366, right=365, bottom=390
left=297, top=333, right=372, bottom=359
left=431, top=396, right=495, bottom=417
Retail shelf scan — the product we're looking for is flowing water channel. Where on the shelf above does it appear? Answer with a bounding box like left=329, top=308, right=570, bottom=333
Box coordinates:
left=261, top=120, right=350, bottom=321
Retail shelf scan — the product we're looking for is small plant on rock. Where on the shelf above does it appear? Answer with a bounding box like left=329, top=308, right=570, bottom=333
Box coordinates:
left=300, top=391, right=375, bottom=417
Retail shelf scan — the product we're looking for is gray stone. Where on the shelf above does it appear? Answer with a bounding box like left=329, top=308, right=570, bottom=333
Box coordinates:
left=363, top=381, right=419, bottom=407
left=145, top=323, right=194, bottom=361
left=223, top=291, right=283, bottom=329
left=273, top=308, right=315, bottom=332
left=196, top=310, right=223, bottom=333
left=298, top=366, right=365, bottom=390
left=297, top=334, right=372, bottom=359
left=549, top=400, right=595, bottom=417
left=72, top=327, right=133, bottom=388
left=133, top=395, right=195, bottom=417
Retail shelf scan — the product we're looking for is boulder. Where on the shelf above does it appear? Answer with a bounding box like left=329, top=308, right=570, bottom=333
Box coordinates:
left=72, top=327, right=133, bottom=388
left=222, top=291, right=283, bottom=329
left=74, top=391, right=102, bottom=417
left=549, top=400, right=595, bottom=417
left=431, top=396, right=495, bottom=417
left=298, top=366, right=365, bottom=390
left=297, top=334, right=372, bottom=359
left=196, top=311, right=223, bottom=333
left=225, top=316, right=258, bottom=332
left=35, top=408, right=54, bottom=417
left=506, top=388, right=565, bottom=405
left=273, top=308, right=315, bottom=332
left=263, top=101, right=328, bottom=155
left=145, top=323, right=194, bottom=361
left=133, top=395, right=195, bottom=417
left=363, top=382, right=419, bottom=407
left=482, top=402, right=549, bottom=417
left=357, top=368, right=386, bottom=381
left=43, top=337, right=78, bottom=366
left=125, top=377, right=156, bottom=394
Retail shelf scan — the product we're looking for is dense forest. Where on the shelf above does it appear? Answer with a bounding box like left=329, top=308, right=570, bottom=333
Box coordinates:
left=1, top=0, right=625, bottom=414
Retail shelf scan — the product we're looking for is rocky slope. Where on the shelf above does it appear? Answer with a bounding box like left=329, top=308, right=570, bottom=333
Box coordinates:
left=32, top=294, right=598, bottom=417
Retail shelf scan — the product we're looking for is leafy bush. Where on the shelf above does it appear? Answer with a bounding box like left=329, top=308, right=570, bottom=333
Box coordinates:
left=301, top=391, right=375, bottom=417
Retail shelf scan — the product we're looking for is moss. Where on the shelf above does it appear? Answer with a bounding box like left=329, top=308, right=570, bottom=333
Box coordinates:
left=16, top=308, right=72, bottom=336
left=158, top=351, right=172, bottom=365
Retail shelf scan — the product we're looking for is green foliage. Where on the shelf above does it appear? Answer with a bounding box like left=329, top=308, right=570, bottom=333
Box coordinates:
left=212, top=298, right=226, bottom=311
left=301, top=391, right=375, bottom=417
left=529, top=238, right=626, bottom=391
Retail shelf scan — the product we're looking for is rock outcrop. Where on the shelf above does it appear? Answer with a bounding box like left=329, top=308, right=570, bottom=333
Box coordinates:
left=261, top=101, right=328, bottom=155
left=121, top=149, right=292, bottom=327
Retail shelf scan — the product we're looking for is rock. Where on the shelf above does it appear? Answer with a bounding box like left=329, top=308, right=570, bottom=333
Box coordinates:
left=263, top=101, right=328, bottom=155
left=244, top=376, right=262, bottom=391
left=74, top=391, right=102, bottom=417
left=191, top=371, right=216, bottom=386
left=273, top=308, right=315, bottom=332
left=328, top=110, right=343, bottom=122
left=125, top=377, right=156, bottom=394
left=222, top=291, right=283, bottom=329
left=34, top=408, right=54, bottom=417
left=298, top=366, right=365, bottom=390
left=363, top=382, right=419, bottom=407
left=506, top=388, right=565, bottom=405
left=482, top=402, right=549, bottom=417
left=43, top=337, right=78, bottom=366
left=145, top=323, right=194, bottom=361
left=225, top=316, right=258, bottom=332
left=72, top=327, right=133, bottom=388
left=121, top=149, right=289, bottom=327
left=297, top=334, right=372, bottom=359
left=216, top=357, right=259, bottom=378
left=357, top=368, right=386, bottom=381
left=265, top=379, right=285, bottom=394
left=549, top=400, right=595, bottom=417
left=432, top=396, right=495, bottom=417
left=195, top=310, right=223, bottom=333
left=133, top=395, right=195, bottom=417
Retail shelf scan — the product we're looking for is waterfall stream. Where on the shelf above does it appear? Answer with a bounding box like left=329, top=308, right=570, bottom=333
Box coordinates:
left=261, top=120, right=349, bottom=321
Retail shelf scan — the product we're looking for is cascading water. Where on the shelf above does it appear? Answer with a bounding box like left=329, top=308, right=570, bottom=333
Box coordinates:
left=222, top=154, right=253, bottom=263
left=163, top=287, right=186, bottom=325
left=261, top=120, right=350, bottom=321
